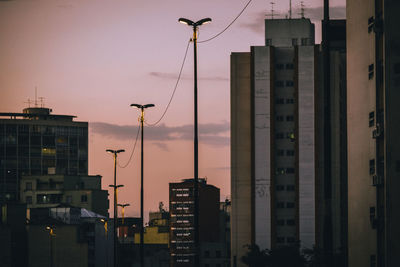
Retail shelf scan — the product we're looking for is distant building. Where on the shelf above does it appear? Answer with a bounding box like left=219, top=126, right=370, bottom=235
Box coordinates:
left=169, top=178, right=220, bottom=267
left=134, top=204, right=169, bottom=245
left=0, top=107, right=88, bottom=202
left=20, top=174, right=109, bottom=216
left=27, top=206, right=110, bottom=267
left=347, top=1, right=400, bottom=266
left=231, top=18, right=317, bottom=265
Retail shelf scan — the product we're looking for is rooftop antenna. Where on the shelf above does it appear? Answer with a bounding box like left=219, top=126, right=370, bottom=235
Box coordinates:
left=38, top=97, right=45, bottom=108
left=34, top=86, right=38, bottom=107
left=266, top=2, right=275, bottom=19
left=300, top=1, right=305, bottom=18
left=24, top=99, right=32, bottom=108
left=289, top=0, right=292, bottom=19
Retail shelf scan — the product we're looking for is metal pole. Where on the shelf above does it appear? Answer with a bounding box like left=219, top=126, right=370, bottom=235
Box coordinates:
left=140, top=110, right=144, bottom=267
left=50, top=231, right=53, bottom=267
left=113, top=154, right=118, bottom=267
left=193, top=25, right=200, bottom=267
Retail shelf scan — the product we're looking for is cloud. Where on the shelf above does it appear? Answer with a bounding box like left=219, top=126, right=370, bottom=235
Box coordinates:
left=239, top=6, right=346, bottom=34
left=149, top=72, right=228, bottom=82
left=90, top=121, right=230, bottom=146
left=152, top=142, right=169, bottom=151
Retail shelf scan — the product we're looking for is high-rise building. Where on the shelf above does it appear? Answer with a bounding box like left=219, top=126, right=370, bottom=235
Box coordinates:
left=347, top=1, right=400, bottom=266
left=231, top=18, right=317, bottom=265
left=0, top=107, right=88, bottom=202
left=169, top=178, right=220, bottom=267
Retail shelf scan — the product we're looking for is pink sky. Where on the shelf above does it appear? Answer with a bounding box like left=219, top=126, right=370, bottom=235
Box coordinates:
left=0, top=0, right=345, bottom=220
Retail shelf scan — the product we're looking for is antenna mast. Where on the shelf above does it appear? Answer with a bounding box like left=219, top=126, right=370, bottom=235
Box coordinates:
left=300, top=1, right=305, bottom=18
left=34, top=86, right=38, bottom=107
left=289, top=0, right=292, bottom=19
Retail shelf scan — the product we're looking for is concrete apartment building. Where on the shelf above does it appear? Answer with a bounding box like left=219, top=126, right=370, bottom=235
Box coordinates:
left=0, top=106, right=88, bottom=202
left=20, top=174, right=109, bottom=216
left=347, top=0, right=400, bottom=266
left=169, top=178, right=220, bottom=267
left=231, top=18, right=317, bottom=265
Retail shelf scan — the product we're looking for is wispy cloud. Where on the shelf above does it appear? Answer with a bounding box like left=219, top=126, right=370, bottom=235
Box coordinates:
left=149, top=72, right=228, bottom=82
left=239, top=6, right=346, bottom=34
left=90, top=121, right=230, bottom=146
left=152, top=142, right=169, bottom=152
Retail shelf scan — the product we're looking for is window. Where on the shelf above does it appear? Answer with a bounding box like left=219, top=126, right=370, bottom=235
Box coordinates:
left=287, top=237, right=296, bottom=243
left=276, top=63, right=284, bottom=70
left=276, top=185, right=285, bottom=191
left=277, top=219, right=285, bottom=225
left=276, top=116, right=284, bottom=122
left=286, top=150, right=295, bottom=156
left=277, top=149, right=285, bottom=156
left=276, top=168, right=285, bottom=175
left=368, top=17, right=375, bottom=33
left=26, top=196, right=32, bottom=204
left=291, top=38, right=298, bottom=46
left=266, top=38, right=272, bottom=46
left=286, top=115, right=294, bottom=121
left=277, top=202, right=285, bottom=208
left=286, top=219, right=295, bottom=225
left=26, top=182, right=32, bottom=191
left=286, top=80, right=294, bottom=87
left=66, top=195, right=72, bottom=203
left=286, top=202, right=295, bottom=208
left=286, top=98, right=294, bottom=104
left=276, top=98, right=284, bottom=104
left=286, top=185, right=295, bottom=191
left=275, top=81, right=284, bottom=87
left=277, top=237, right=285, bottom=243
left=286, top=168, right=295, bottom=174
left=369, top=159, right=375, bottom=175
left=204, top=251, right=210, bottom=258
left=286, top=63, right=294, bottom=70
left=369, top=64, right=374, bottom=80
left=81, top=194, right=88, bottom=203
left=301, top=38, right=310, bottom=46
left=276, top=133, right=284, bottom=139
left=369, top=112, right=375, bottom=127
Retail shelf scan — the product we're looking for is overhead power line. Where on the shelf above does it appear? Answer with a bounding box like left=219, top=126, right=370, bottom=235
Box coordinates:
left=198, top=0, right=253, bottom=43
left=145, top=39, right=191, bottom=126
left=117, top=122, right=141, bottom=168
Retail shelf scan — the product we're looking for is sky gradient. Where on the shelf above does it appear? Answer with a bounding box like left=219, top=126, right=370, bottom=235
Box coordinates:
left=0, top=0, right=345, bottom=220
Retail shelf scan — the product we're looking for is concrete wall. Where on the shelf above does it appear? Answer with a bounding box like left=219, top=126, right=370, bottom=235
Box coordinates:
left=231, top=52, right=252, bottom=267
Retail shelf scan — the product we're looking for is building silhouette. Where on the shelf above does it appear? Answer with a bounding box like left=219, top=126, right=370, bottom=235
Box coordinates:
left=231, top=18, right=318, bottom=265
left=0, top=107, right=88, bottom=203
left=347, top=0, right=400, bottom=266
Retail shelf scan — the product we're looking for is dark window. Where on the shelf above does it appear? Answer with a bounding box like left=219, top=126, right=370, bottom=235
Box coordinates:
left=286, top=63, right=294, bottom=70
left=26, top=182, right=32, bottom=191
left=369, top=64, right=374, bottom=80
left=287, top=237, right=296, bottom=243
left=286, top=115, right=294, bottom=121
left=370, top=255, right=376, bottom=267
left=286, top=150, right=295, bottom=156
left=266, top=39, right=272, bottom=46
left=276, top=98, right=285, bottom=104
left=66, top=195, right=72, bottom=203
left=286, top=98, right=294, bottom=104
left=276, top=168, right=285, bottom=175
left=291, top=38, right=298, bottom=46
left=286, top=168, right=295, bottom=174
left=277, top=237, right=285, bottom=243
left=26, top=196, right=32, bottom=204
left=204, top=251, right=210, bottom=258
left=81, top=194, right=88, bottom=203
left=276, top=185, right=285, bottom=191
left=277, top=150, right=285, bottom=156
left=369, top=112, right=375, bottom=127
left=286, top=185, right=295, bottom=191
left=276, top=64, right=284, bottom=70
left=286, top=219, right=295, bottom=225
left=277, top=202, right=285, bottom=208
left=216, top=250, right=221, bottom=258
left=286, top=202, right=295, bottom=208
left=275, top=81, right=284, bottom=87
left=286, top=80, right=294, bottom=87
left=276, top=133, right=284, bottom=139
left=369, top=159, right=375, bottom=175
left=276, top=116, right=284, bottom=122
left=277, top=219, right=285, bottom=226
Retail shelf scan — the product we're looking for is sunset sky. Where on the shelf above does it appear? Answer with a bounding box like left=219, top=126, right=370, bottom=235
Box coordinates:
left=0, top=0, right=345, bottom=220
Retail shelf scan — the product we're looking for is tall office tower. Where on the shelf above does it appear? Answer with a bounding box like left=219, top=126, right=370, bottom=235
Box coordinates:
left=231, top=18, right=316, bottom=266
left=169, top=178, right=220, bottom=267
left=347, top=1, right=400, bottom=266
left=0, top=107, right=88, bottom=202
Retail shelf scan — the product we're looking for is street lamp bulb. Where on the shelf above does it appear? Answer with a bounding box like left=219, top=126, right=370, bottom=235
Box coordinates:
left=178, top=18, right=194, bottom=26
left=196, top=18, right=212, bottom=26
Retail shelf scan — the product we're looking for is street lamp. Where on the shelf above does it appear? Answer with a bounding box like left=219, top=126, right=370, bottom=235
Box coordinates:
left=117, top=203, right=130, bottom=225
left=100, top=219, right=109, bottom=267
left=46, top=226, right=55, bottom=267
left=106, top=149, right=125, bottom=267
left=178, top=17, right=211, bottom=267
left=130, top=103, right=155, bottom=267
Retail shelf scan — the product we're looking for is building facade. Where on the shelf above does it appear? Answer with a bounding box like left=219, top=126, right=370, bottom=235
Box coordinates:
left=169, top=178, right=220, bottom=267
left=347, top=0, right=400, bottom=266
left=231, top=18, right=317, bottom=266
left=0, top=107, right=88, bottom=202
left=20, top=174, right=109, bottom=216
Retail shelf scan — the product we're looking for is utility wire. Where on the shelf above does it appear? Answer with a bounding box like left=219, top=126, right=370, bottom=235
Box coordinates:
left=198, top=0, right=253, bottom=43
left=145, top=39, right=191, bottom=126
left=117, top=122, right=141, bottom=168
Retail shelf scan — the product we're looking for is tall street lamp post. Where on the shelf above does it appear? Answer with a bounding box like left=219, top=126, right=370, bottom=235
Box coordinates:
left=106, top=149, right=125, bottom=267
left=46, top=226, right=55, bottom=267
left=117, top=203, right=130, bottom=225
left=130, top=103, right=155, bottom=267
left=178, top=17, right=211, bottom=267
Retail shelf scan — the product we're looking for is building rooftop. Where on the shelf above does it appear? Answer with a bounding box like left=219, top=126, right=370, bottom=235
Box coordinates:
left=0, top=107, right=77, bottom=121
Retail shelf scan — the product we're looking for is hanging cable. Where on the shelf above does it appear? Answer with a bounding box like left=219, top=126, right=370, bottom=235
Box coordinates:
left=117, top=122, right=141, bottom=168
left=145, top=39, right=191, bottom=126
left=198, top=0, right=253, bottom=43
